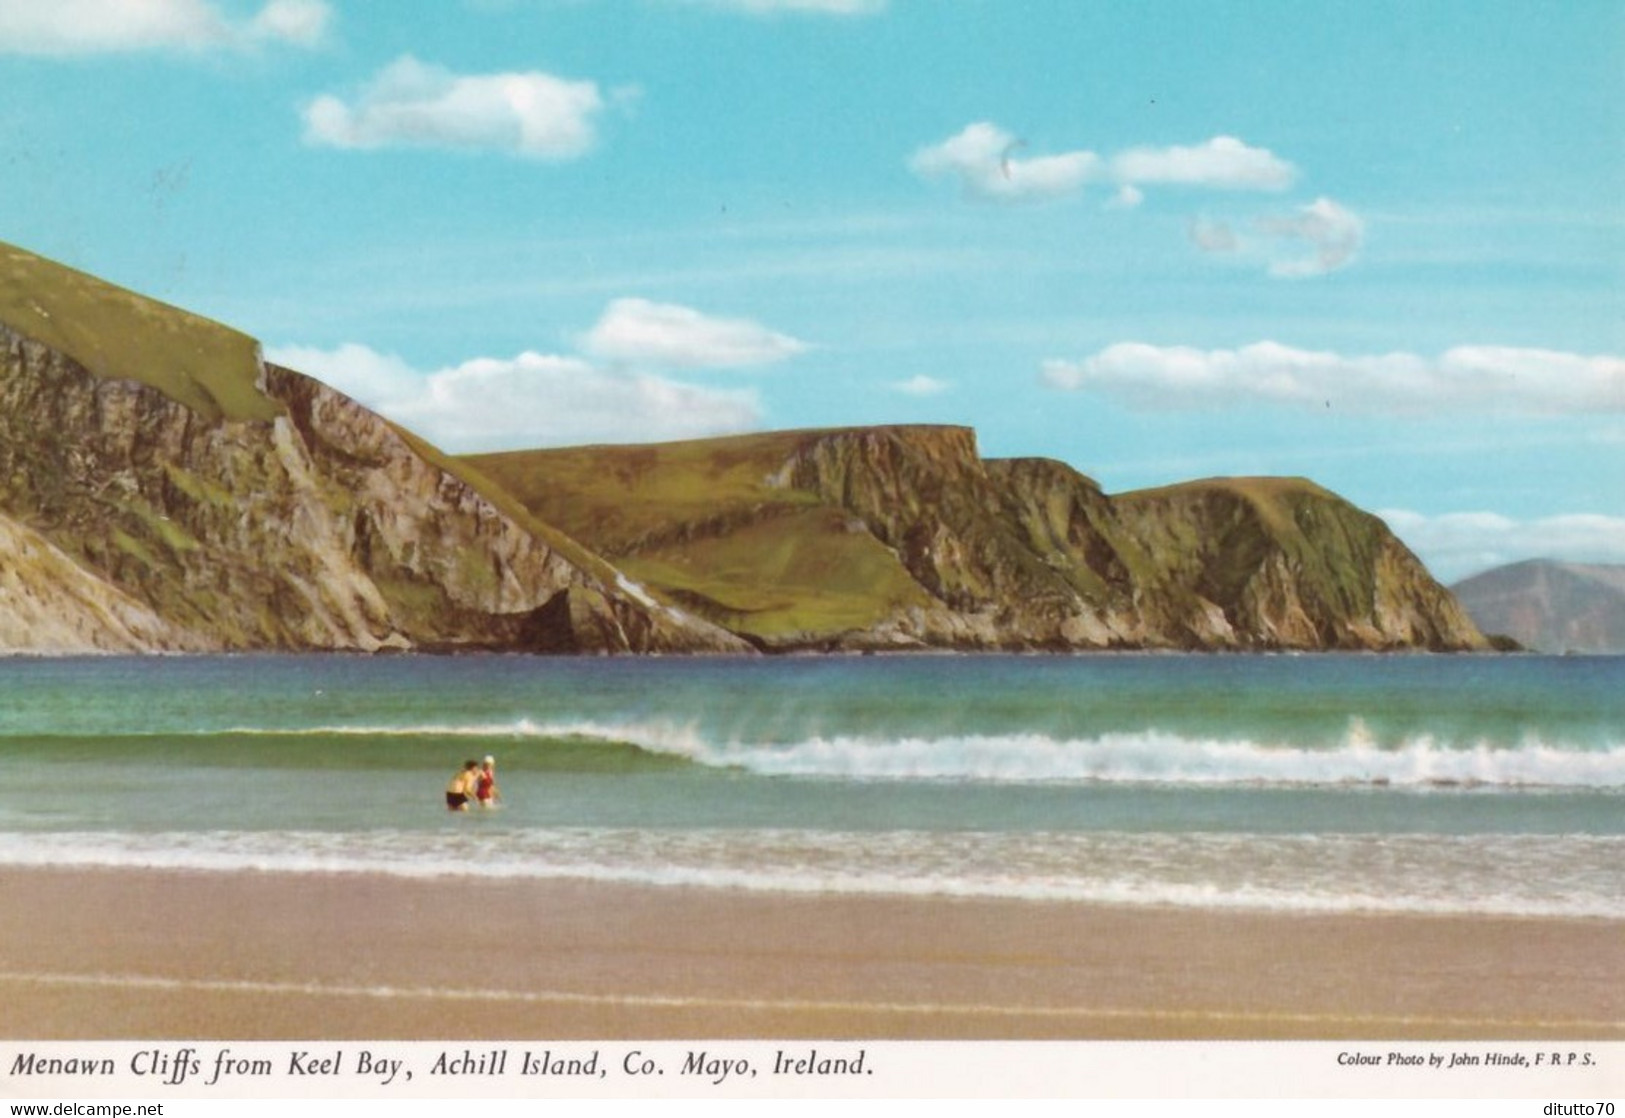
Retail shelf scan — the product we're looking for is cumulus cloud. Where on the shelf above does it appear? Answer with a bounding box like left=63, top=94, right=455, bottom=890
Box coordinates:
left=908, top=122, right=1101, bottom=204
left=248, top=0, right=331, bottom=47
left=265, top=297, right=809, bottom=450
left=1378, top=509, right=1625, bottom=583
left=910, top=124, right=1295, bottom=206
left=266, top=343, right=762, bottom=451
left=302, top=55, right=612, bottom=159
left=1257, top=197, right=1365, bottom=277
left=892, top=375, right=949, bottom=396
left=1109, top=136, right=1297, bottom=192
left=1041, top=342, right=1625, bottom=415
left=1188, top=197, right=1366, bottom=277
left=0, top=0, right=331, bottom=54
left=580, top=298, right=807, bottom=369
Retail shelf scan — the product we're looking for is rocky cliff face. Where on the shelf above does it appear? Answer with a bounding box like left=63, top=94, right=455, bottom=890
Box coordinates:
left=1, top=242, right=1485, bottom=656
left=1110, top=477, right=1487, bottom=650
left=0, top=511, right=208, bottom=653
left=0, top=321, right=747, bottom=654
left=473, top=425, right=1489, bottom=652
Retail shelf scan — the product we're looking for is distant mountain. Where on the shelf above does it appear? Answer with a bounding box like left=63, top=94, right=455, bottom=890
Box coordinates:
left=0, top=238, right=1488, bottom=654
left=1451, top=561, right=1625, bottom=654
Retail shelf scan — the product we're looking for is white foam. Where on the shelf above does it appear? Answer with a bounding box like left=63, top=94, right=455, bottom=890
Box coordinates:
left=647, top=724, right=1625, bottom=790
left=4, top=828, right=1620, bottom=919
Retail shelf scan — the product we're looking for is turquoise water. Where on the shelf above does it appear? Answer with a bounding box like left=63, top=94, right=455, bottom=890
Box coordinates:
left=0, top=654, right=1620, bottom=916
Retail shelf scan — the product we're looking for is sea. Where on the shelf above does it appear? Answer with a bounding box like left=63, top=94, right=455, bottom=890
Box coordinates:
left=0, top=653, right=1620, bottom=920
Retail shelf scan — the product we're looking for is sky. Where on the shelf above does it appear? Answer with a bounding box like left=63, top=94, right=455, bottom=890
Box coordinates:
left=1, top=0, right=1621, bottom=582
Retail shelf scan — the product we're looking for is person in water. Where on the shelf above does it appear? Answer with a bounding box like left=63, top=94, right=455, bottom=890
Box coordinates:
left=475, top=755, right=500, bottom=809
left=446, top=760, right=478, bottom=811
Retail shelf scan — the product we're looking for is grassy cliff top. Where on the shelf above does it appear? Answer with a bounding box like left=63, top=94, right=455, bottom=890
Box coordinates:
left=464, top=426, right=975, bottom=552
left=0, top=241, right=279, bottom=423
left=467, top=435, right=820, bottom=559
left=469, top=424, right=973, bottom=492
left=1116, top=475, right=1336, bottom=504
left=1115, top=476, right=1343, bottom=534
left=468, top=429, right=825, bottom=521
left=466, top=428, right=962, bottom=641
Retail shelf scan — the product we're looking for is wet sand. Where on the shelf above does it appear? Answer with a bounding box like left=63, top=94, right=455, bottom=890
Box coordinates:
left=0, top=867, right=1620, bottom=1040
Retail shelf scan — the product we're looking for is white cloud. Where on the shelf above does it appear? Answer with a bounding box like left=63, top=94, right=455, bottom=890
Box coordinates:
left=1109, top=136, right=1297, bottom=191
left=911, top=124, right=1297, bottom=207
left=1041, top=341, right=1625, bottom=415
left=1258, top=196, right=1365, bottom=277
left=1189, top=197, right=1366, bottom=278
left=909, top=123, right=1100, bottom=204
left=0, top=0, right=331, bottom=54
left=266, top=343, right=762, bottom=452
left=267, top=342, right=422, bottom=403
left=893, top=375, right=948, bottom=396
left=580, top=298, right=807, bottom=369
left=266, top=296, right=806, bottom=450
left=248, top=0, right=331, bottom=47
left=1379, top=509, right=1625, bottom=583
left=912, top=124, right=1351, bottom=275
left=302, top=55, right=610, bottom=159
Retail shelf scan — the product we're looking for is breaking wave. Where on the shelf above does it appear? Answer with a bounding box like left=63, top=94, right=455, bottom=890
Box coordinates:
left=15, top=716, right=1621, bottom=790
left=591, top=718, right=1625, bottom=790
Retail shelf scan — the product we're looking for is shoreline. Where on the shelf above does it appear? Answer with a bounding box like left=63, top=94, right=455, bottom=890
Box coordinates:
left=1, top=866, right=1620, bottom=1041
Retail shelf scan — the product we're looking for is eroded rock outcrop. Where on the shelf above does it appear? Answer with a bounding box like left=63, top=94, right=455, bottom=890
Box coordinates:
left=472, top=425, right=1489, bottom=652
left=0, top=321, right=748, bottom=654
left=1, top=241, right=1484, bottom=656
left=0, top=512, right=208, bottom=653
left=1111, top=477, right=1486, bottom=650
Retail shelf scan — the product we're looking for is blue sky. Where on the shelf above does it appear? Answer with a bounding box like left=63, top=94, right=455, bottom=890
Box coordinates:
left=1, top=0, right=1621, bottom=581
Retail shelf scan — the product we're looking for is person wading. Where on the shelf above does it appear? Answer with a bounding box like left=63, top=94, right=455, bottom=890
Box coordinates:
left=445, top=760, right=479, bottom=811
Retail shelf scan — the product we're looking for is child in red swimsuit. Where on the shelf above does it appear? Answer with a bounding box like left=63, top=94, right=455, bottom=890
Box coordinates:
left=475, top=755, right=499, bottom=808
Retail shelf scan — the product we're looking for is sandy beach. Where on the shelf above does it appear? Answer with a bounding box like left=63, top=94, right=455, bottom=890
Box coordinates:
left=0, top=866, right=1620, bottom=1041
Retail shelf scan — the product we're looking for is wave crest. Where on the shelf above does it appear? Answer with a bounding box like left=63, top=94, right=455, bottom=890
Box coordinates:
left=613, top=719, right=1625, bottom=790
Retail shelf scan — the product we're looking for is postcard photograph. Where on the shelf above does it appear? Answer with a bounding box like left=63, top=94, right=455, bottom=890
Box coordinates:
left=0, top=0, right=1621, bottom=1104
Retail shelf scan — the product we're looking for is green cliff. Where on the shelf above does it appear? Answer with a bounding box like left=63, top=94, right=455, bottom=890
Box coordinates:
left=468, top=427, right=1488, bottom=652
left=0, top=242, right=749, bottom=655
left=0, top=241, right=1486, bottom=655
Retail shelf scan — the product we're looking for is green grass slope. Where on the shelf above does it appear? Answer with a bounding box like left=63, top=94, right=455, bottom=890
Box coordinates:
left=465, top=431, right=936, bottom=642
left=0, top=241, right=278, bottom=422
left=468, top=430, right=832, bottom=552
